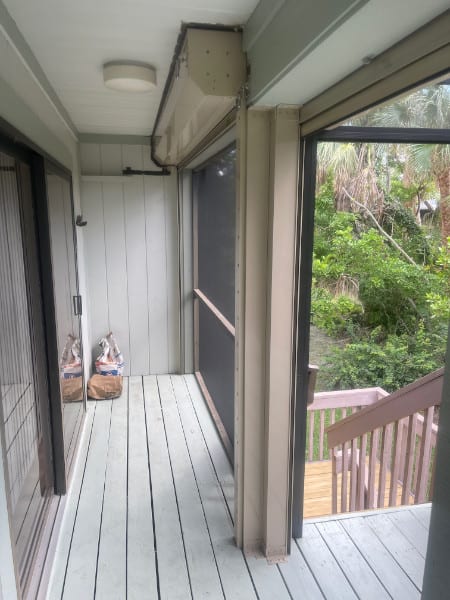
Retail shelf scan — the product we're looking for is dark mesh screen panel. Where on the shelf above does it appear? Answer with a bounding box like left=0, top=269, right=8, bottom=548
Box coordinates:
left=194, top=143, right=236, bottom=450
left=198, top=302, right=235, bottom=445
left=0, top=150, right=53, bottom=589
left=196, top=145, right=236, bottom=325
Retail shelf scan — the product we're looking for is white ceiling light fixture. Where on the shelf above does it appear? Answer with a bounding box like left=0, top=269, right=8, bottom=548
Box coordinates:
left=103, top=61, right=157, bottom=93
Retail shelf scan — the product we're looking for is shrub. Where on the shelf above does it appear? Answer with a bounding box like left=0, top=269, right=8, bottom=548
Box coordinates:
left=311, top=287, right=363, bottom=337
left=312, top=180, right=447, bottom=392
left=321, top=323, right=446, bottom=392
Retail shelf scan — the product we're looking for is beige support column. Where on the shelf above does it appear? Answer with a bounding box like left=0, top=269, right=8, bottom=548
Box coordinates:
left=235, top=105, right=300, bottom=558
left=235, top=106, right=272, bottom=552
left=264, top=107, right=300, bottom=558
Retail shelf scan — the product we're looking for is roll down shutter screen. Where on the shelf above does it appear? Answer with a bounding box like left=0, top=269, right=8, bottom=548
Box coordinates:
left=300, top=10, right=450, bottom=136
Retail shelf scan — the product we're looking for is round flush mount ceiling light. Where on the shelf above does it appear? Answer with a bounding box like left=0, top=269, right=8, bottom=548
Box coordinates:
left=103, top=61, right=157, bottom=93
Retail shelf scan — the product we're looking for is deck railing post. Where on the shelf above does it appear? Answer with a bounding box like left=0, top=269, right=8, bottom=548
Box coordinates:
left=331, top=450, right=338, bottom=514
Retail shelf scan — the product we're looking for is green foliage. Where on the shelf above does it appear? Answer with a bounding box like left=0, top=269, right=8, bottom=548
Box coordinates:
left=312, top=180, right=448, bottom=392
left=311, top=287, right=363, bottom=337
left=322, top=323, right=446, bottom=393
left=313, top=177, right=357, bottom=259
left=380, top=199, right=432, bottom=264
left=313, top=214, right=437, bottom=335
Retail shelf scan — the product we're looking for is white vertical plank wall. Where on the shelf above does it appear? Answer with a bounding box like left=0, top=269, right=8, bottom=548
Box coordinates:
left=80, top=142, right=180, bottom=376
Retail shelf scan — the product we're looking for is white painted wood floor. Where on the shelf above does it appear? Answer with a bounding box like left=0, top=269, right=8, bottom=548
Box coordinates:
left=45, top=375, right=430, bottom=599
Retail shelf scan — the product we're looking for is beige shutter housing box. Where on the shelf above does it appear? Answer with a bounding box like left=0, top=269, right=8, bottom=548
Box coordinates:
left=153, top=28, right=246, bottom=165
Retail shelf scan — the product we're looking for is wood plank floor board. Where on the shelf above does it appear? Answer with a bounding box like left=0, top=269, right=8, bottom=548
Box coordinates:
left=142, top=376, right=191, bottom=600
left=157, top=375, right=224, bottom=600
left=341, top=516, right=420, bottom=599
left=62, top=401, right=112, bottom=600
left=183, top=375, right=234, bottom=517
left=365, top=512, right=425, bottom=589
left=171, top=375, right=258, bottom=600
left=304, top=459, right=404, bottom=518
left=45, top=377, right=431, bottom=600
left=95, top=379, right=128, bottom=600
left=410, top=504, right=432, bottom=529
left=245, top=556, right=291, bottom=600
left=46, top=406, right=95, bottom=600
left=387, top=509, right=429, bottom=557
left=127, top=377, right=158, bottom=600
left=278, top=541, right=324, bottom=600
left=315, top=520, right=390, bottom=599
left=297, top=523, right=358, bottom=599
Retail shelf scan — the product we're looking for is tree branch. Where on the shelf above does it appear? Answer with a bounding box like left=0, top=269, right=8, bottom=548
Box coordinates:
left=342, top=187, right=418, bottom=267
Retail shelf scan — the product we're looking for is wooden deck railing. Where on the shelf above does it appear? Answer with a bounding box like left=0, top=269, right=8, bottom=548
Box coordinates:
left=326, top=368, right=444, bottom=513
left=306, top=387, right=388, bottom=461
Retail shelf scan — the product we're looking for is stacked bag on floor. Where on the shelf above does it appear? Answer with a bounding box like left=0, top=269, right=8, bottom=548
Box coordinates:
left=87, top=332, right=124, bottom=400
left=60, top=335, right=83, bottom=402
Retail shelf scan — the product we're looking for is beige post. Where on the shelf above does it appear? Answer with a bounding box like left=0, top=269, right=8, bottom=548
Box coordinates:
left=235, top=105, right=300, bottom=558
left=264, top=107, right=300, bottom=558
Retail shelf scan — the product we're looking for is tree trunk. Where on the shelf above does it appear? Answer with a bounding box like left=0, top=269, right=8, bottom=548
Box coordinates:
left=437, top=170, right=450, bottom=244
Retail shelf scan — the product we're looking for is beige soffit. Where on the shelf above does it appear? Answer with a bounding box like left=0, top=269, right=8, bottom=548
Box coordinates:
left=153, top=28, right=246, bottom=165
left=300, top=9, right=450, bottom=136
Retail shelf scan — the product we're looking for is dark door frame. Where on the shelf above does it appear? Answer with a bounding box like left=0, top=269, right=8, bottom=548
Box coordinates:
left=291, top=124, right=450, bottom=539
left=0, top=123, right=81, bottom=497
left=31, top=154, right=68, bottom=494
left=42, top=159, right=87, bottom=479
left=0, top=138, right=57, bottom=595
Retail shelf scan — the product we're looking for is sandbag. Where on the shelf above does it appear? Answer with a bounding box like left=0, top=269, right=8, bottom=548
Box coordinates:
left=61, top=377, right=84, bottom=402
left=60, top=334, right=82, bottom=379
left=95, top=332, right=125, bottom=376
left=87, top=374, right=123, bottom=400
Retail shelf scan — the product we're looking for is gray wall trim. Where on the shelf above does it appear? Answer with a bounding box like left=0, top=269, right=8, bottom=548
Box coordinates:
left=245, top=0, right=369, bottom=104
left=0, top=0, right=77, bottom=138
left=79, top=133, right=151, bottom=146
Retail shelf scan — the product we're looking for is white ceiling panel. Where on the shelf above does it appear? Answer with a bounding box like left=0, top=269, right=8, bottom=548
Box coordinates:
left=4, top=0, right=258, bottom=134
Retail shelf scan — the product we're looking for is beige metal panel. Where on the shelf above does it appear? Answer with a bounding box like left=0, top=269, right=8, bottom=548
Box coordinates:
left=235, top=105, right=300, bottom=558
left=264, top=107, right=300, bottom=558
left=154, top=29, right=246, bottom=165
left=235, top=107, right=272, bottom=552
left=300, top=10, right=450, bottom=135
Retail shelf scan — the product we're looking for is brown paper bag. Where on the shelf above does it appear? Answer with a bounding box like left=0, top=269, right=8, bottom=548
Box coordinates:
left=61, top=377, right=84, bottom=402
left=87, top=374, right=123, bottom=400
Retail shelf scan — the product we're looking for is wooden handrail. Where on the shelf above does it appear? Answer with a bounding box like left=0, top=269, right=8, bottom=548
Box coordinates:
left=193, top=288, right=235, bottom=337
left=327, top=368, right=444, bottom=449
left=308, top=387, right=387, bottom=411
left=306, top=386, right=384, bottom=462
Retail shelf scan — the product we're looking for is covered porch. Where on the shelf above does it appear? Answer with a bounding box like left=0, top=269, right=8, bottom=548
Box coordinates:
left=44, top=375, right=430, bottom=599
left=1, top=2, right=450, bottom=598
